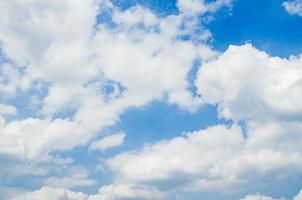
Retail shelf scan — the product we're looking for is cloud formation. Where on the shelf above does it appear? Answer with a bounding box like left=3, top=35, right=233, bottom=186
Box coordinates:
left=97, top=44, right=302, bottom=199
left=241, top=194, right=278, bottom=200
left=13, top=187, right=87, bottom=200
left=283, top=0, right=302, bottom=16
left=105, top=121, right=302, bottom=197
left=196, top=44, right=302, bottom=121
left=0, top=0, right=219, bottom=161
left=12, top=186, right=302, bottom=200
left=89, top=132, right=126, bottom=152
left=0, top=0, right=301, bottom=199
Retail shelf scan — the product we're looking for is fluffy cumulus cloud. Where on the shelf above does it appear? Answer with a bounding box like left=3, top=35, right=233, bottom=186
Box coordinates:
left=104, top=121, right=302, bottom=198
left=13, top=185, right=163, bottom=200
left=0, top=0, right=219, bottom=162
left=0, top=0, right=228, bottom=197
left=283, top=0, right=302, bottom=16
left=107, top=125, right=244, bottom=187
left=98, top=44, right=302, bottom=199
left=196, top=44, right=302, bottom=121
left=1, top=0, right=302, bottom=199
left=88, top=184, right=163, bottom=200
left=0, top=0, right=108, bottom=161
left=13, top=188, right=302, bottom=200
left=13, top=187, right=87, bottom=200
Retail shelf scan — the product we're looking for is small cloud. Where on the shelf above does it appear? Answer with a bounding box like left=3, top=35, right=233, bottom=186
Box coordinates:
left=0, top=103, right=17, bottom=115
left=241, top=194, right=287, bottom=200
left=89, top=132, right=126, bottom=152
left=283, top=0, right=302, bottom=16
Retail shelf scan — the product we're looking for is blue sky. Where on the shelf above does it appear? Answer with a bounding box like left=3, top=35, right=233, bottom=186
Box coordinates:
left=208, top=0, right=302, bottom=57
left=0, top=0, right=302, bottom=200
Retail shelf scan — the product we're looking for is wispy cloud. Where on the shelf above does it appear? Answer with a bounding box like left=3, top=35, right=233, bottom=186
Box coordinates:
left=283, top=0, right=302, bottom=16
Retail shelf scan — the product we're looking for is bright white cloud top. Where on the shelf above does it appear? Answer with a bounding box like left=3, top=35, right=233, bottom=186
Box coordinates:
left=196, top=44, right=302, bottom=121
left=0, top=0, right=301, bottom=200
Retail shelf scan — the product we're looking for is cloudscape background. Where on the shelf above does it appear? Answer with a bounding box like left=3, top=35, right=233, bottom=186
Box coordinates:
left=0, top=0, right=302, bottom=199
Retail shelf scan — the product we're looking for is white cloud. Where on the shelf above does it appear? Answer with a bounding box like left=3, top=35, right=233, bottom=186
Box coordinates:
left=13, top=186, right=302, bottom=200
left=0, top=103, right=16, bottom=115
left=90, top=132, right=126, bottom=152
left=241, top=194, right=279, bottom=200
left=294, top=190, right=302, bottom=200
left=0, top=0, right=104, bottom=160
left=177, top=0, right=233, bottom=15
left=0, top=0, right=98, bottom=65
left=0, top=2, right=226, bottom=198
left=177, top=0, right=208, bottom=14
left=93, top=27, right=203, bottom=110
left=12, top=184, right=163, bottom=200
left=283, top=0, right=302, bottom=16
left=0, top=118, right=89, bottom=160
left=16, top=117, right=302, bottom=199
left=107, top=125, right=243, bottom=184
left=196, top=44, right=302, bottom=122
left=13, top=187, right=87, bottom=200
left=0, top=0, right=224, bottom=162
left=105, top=121, right=302, bottom=195
left=1, top=0, right=299, bottom=199
left=112, top=6, right=159, bottom=27
left=88, top=183, right=164, bottom=200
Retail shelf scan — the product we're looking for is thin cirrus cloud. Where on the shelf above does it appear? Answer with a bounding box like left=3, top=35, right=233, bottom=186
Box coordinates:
left=0, top=0, right=301, bottom=200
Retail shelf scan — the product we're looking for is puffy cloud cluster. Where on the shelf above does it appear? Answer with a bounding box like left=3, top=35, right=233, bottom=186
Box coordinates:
left=0, top=0, right=219, bottom=161
left=0, top=0, right=230, bottom=198
left=196, top=44, right=302, bottom=121
left=1, top=0, right=302, bottom=199
left=13, top=187, right=87, bottom=200
left=283, top=0, right=302, bottom=16
left=98, top=44, right=302, bottom=198
left=13, top=185, right=163, bottom=200
left=88, top=184, right=163, bottom=200
left=0, top=0, right=105, bottom=160
left=104, top=121, right=302, bottom=197
left=12, top=186, right=302, bottom=200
